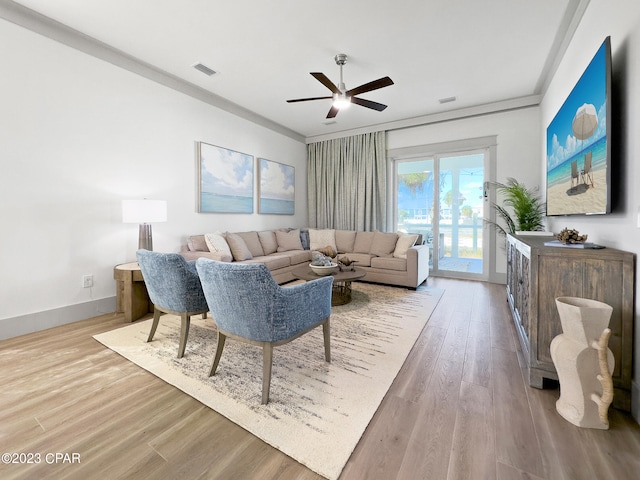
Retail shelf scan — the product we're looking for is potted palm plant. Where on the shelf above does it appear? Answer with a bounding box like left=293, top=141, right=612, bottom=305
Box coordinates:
left=487, top=177, right=546, bottom=235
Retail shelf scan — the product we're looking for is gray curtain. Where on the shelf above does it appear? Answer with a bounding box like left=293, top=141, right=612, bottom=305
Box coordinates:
left=307, top=131, right=387, bottom=231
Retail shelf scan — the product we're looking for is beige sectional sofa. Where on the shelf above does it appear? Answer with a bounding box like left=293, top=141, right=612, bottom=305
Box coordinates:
left=180, top=228, right=429, bottom=289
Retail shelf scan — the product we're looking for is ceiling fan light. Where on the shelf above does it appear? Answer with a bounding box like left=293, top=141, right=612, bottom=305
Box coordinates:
left=332, top=94, right=351, bottom=109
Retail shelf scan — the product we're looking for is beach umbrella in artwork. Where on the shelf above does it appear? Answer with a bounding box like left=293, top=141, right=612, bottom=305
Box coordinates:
left=572, top=103, right=598, bottom=140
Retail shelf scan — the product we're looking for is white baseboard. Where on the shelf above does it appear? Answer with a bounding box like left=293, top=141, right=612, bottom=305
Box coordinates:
left=0, top=296, right=116, bottom=341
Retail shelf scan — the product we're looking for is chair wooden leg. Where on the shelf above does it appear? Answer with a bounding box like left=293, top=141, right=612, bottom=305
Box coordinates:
left=209, top=332, right=226, bottom=376
left=147, top=309, right=162, bottom=343
left=262, top=343, right=274, bottom=404
left=177, top=314, right=191, bottom=358
left=323, top=319, right=331, bottom=363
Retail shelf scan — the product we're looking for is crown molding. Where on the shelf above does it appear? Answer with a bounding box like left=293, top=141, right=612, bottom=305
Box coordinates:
left=0, top=0, right=305, bottom=143
left=535, top=0, right=591, bottom=95
left=304, top=95, right=541, bottom=144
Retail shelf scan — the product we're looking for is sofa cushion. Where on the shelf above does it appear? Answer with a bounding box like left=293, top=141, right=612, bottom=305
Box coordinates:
left=370, top=231, right=398, bottom=257
left=258, top=230, right=278, bottom=255
left=277, top=249, right=312, bottom=265
left=353, top=231, right=375, bottom=253
left=181, top=251, right=230, bottom=262
left=276, top=228, right=303, bottom=252
left=335, top=230, right=357, bottom=253
left=371, top=256, right=407, bottom=272
left=346, top=252, right=375, bottom=267
left=241, top=255, right=290, bottom=270
left=204, top=232, right=233, bottom=262
left=393, top=233, right=419, bottom=259
left=187, top=234, right=208, bottom=252
left=225, top=232, right=253, bottom=261
left=237, top=231, right=264, bottom=257
left=309, top=228, right=337, bottom=251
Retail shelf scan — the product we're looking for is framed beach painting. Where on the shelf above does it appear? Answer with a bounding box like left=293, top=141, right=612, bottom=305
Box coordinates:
left=258, top=158, right=295, bottom=215
left=546, top=37, right=611, bottom=216
left=198, top=142, right=254, bottom=213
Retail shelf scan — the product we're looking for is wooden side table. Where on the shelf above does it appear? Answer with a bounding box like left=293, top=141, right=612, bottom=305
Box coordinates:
left=114, top=262, right=152, bottom=322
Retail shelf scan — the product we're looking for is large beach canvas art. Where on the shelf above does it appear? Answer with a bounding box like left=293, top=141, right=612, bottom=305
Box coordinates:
left=198, top=142, right=254, bottom=213
left=546, top=37, right=611, bottom=216
left=258, top=158, right=295, bottom=214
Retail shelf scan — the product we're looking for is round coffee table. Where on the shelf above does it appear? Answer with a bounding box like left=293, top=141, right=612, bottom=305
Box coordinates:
left=291, top=265, right=366, bottom=306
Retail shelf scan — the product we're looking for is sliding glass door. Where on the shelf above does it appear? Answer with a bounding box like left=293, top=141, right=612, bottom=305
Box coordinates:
left=396, top=150, right=487, bottom=279
left=437, top=153, right=484, bottom=275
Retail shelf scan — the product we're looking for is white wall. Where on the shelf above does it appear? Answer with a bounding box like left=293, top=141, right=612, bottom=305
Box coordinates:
left=388, top=106, right=542, bottom=276
left=541, top=0, right=640, bottom=421
left=0, top=19, right=307, bottom=338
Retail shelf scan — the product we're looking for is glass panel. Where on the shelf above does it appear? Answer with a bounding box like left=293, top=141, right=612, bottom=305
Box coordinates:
left=438, top=154, right=484, bottom=273
left=396, top=159, right=435, bottom=268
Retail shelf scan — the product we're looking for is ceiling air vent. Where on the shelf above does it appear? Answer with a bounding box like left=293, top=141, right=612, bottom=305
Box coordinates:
left=192, top=63, right=217, bottom=76
left=439, top=96, right=457, bottom=104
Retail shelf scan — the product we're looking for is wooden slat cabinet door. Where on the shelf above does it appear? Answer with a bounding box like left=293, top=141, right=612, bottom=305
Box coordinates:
left=506, top=238, right=516, bottom=306
left=581, top=257, right=633, bottom=394
left=506, top=236, right=530, bottom=357
left=517, top=250, right=530, bottom=340
left=534, top=255, right=583, bottom=368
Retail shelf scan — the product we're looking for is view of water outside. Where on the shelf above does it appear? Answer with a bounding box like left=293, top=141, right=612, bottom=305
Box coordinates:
left=396, top=154, right=485, bottom=274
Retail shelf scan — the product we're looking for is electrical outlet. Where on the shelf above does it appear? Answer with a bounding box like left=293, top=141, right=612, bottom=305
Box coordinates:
left=83, top=275, right=93, bottom=288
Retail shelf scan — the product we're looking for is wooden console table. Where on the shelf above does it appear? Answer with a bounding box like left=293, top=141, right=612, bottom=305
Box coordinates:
left=113, top=262, right=152, bottom=322
left=506, top=234, right=634, bottom=411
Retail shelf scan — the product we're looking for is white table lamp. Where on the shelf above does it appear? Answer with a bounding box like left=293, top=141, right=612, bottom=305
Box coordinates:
left=122, top=199, right=167, bottom=251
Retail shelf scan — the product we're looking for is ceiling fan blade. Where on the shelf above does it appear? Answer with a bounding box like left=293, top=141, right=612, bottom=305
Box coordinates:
left=351, top=97, right=388, bottom=112
left=286, top=96, right=332, bottom=103
left=311, top=72, right=340, bottom=94
left=346, top=76, right=394, bottom=97
left=326, top=105, right=339, bottom=119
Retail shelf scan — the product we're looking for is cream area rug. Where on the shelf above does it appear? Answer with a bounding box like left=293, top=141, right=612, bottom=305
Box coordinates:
left=94, top=282, right=443, bottom=480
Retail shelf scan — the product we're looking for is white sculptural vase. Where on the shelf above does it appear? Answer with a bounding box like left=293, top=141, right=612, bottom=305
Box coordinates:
left=551, top=297, right=614, bottom=429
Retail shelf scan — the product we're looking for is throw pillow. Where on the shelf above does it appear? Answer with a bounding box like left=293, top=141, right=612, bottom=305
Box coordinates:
left=237, top=231, right=264, bottom=257
left=393, top=233, right=418, bottom=259
left=309, top=229, right=337, bottom=251
left=225, top=232, right=253, bottom=261
left=204, top=232, right=232, bottom=258
left=187, top=235, right=208, bottom=252
left=335, top=230, right=357, bottom=253
left=258, top=230, right=278, bottom=255
left=352, top=231, right=376, bottom=253
left=300, top=228, right=310, bottom=250
left=275, top=228, right=303, bottom=252
left=369, top=231, right=399, bottom=257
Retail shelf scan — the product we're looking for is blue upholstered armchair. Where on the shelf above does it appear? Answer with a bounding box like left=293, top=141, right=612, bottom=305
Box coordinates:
left=195, top=258, right=333, bottom=404
left=136, top=250, right=209, bottom=358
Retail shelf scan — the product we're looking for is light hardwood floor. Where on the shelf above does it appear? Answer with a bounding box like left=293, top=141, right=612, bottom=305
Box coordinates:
left=1, top=278, right=639, bottom=479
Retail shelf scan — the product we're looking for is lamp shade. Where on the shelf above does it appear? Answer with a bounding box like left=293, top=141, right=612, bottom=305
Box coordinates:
left=122, top=199, right=167, bottom=224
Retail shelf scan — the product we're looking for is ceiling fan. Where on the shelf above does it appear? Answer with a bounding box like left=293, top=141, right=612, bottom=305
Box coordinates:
left=286, top=54, right=394, bottom=119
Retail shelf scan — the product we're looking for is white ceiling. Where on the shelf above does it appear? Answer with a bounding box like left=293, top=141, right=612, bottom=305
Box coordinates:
left=5, top=0, right=585, bottom=141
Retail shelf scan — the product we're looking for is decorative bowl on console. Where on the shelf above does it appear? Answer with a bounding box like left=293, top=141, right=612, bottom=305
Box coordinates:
left=309, top=263, right=338, bottom=276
